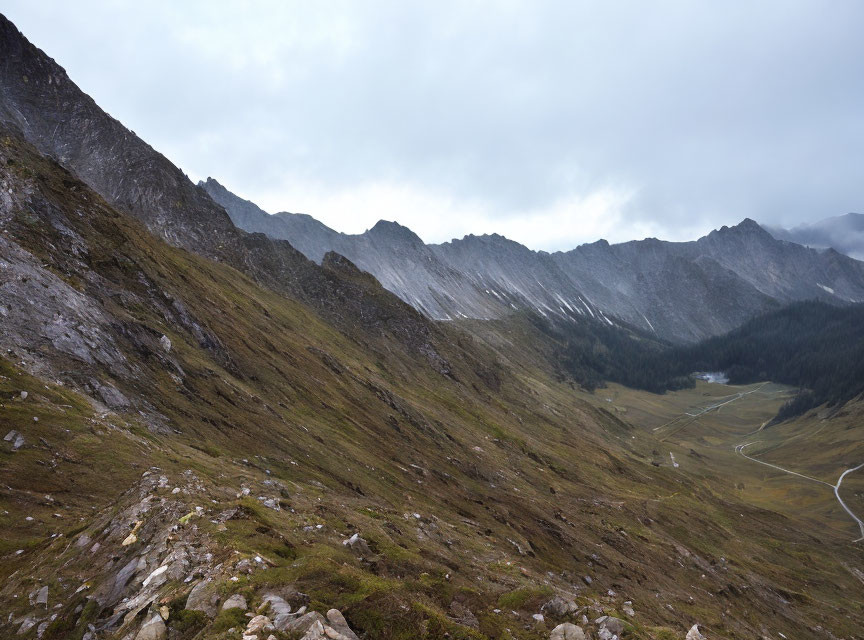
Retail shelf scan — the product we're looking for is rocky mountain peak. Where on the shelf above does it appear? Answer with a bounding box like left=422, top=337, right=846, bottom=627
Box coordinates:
left=715, top=217, right=770, bottom=237
left=366, top=219, right=423, bottom=245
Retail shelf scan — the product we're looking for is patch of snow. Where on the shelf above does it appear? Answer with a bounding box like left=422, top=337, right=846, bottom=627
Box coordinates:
left=817, top=283, right=835, bottom=295
left=640, top=312, right=656, bottom=333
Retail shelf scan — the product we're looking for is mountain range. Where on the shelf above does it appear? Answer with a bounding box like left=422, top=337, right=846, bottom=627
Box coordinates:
left=203, top=178, right=864, bottom=342
left=2, top=12, right=864, bottom=640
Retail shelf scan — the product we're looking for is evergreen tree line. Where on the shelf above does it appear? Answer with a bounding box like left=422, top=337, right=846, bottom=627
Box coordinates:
left=541, top=301, right=864, bottom=419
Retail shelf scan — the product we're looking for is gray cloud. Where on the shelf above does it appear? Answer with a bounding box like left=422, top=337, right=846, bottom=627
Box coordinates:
left=4, top=0, right=863, bottom=249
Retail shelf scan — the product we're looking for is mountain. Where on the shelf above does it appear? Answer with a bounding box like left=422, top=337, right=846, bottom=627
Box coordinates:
left=552, top=219, right=864, bottom=341
left=765, top=212, right=864, bottom=260
left=202, top=177, right=609, bottom=324
left=3, top=13, right=864, bottom=640
left=203, top=178, right=864, bottom=342
left=0, top=14, right=456, bottom=375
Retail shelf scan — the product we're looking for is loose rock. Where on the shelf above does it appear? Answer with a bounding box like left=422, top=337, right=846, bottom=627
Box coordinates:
left=550, top=623, right=587, bottom=640
left=686, top=624, right=706, bottom=640
left=326, top=609, right=361, bottom=640
left=4, top=429, right=25, bottom=450
left=542, top=596, right=579, bottom=617
left=246, top=614, right=274, bottom=636
left=135, top=613, right=167, bottom=640
left=222, top=594, right=247, bottom=611
left=261, top=593, right=293, bottom=629
left=342, top=533, right=372, bottom=555
left=285, top=611, right=326, bottom=635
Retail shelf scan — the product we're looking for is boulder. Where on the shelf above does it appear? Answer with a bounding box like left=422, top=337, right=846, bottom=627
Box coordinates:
left=185, top=579, right=218, bottom=616
left=342, top=533, right=372, bottom=555
left=4, top=429, right=25, bottom=450
left=550, top=623, right=587, bottom=640
left=686, top=625, right=706, bottom=640
left=16, top=617, right=37, bottom=635
left=285, top=611, right=327, bottom=635
left=135, top=614, right=167, bottom=640
left=246, top=614, right=274, bottom=636
left=542, top=596, right=579, bottom=617
left=326, top=609, right=360, bottom=640
left=261, top=593, right=293, bottom=629
left=300, top=620, right=327, bottom=640
left=596, top=615, right=626, bottom=639
left=222, top=594, right=247, bottom=610
left=449, top=600, right=479, bottom=629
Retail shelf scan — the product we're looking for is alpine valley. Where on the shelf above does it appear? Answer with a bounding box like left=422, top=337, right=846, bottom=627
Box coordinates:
left=1, top=13, right=864, bottom=640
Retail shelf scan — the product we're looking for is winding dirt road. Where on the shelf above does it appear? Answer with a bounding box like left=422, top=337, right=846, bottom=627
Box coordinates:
left=736, top=442, right=864, bottom=542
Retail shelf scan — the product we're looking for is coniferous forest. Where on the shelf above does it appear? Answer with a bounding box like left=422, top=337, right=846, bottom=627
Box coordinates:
left=547, top=301, right=864, bottom=419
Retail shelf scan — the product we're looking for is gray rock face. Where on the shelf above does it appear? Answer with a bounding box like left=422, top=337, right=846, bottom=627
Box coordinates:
left=596, top=615, right=626, bottom=638
left=135, top=613, right=167, bottom=640
left=203, top=178, right=864, bottom=343
left=185, top=579, right=218, bottom=616
left=201, top=179, right=606, bottom=325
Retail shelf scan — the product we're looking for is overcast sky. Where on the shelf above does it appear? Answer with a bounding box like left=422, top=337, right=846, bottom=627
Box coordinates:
left=5, top=1, right=863, bottom=250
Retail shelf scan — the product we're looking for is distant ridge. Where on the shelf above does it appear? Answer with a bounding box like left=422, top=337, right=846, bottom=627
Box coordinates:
left=764, top=212, right=864, bottom=260
left=202, top=179, right=864, bottom=342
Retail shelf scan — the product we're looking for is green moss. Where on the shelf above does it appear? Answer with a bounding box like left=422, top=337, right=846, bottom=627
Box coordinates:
left=168, top=609, right=208, bottom=639
left=496, top=586, right=554, bottom=611
left=210, top=607, right=249, bottom=633
left=43, top=598, right=100, bottom=640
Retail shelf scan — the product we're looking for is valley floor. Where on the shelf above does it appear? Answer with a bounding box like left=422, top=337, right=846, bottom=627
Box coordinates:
left=592, top=380, right=864, bottom=544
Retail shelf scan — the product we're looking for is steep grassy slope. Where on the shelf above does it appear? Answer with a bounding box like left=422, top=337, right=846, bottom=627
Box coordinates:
left=2, top=126, right=864, bottom=639
left=597, top=379, right=864, bottom=559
